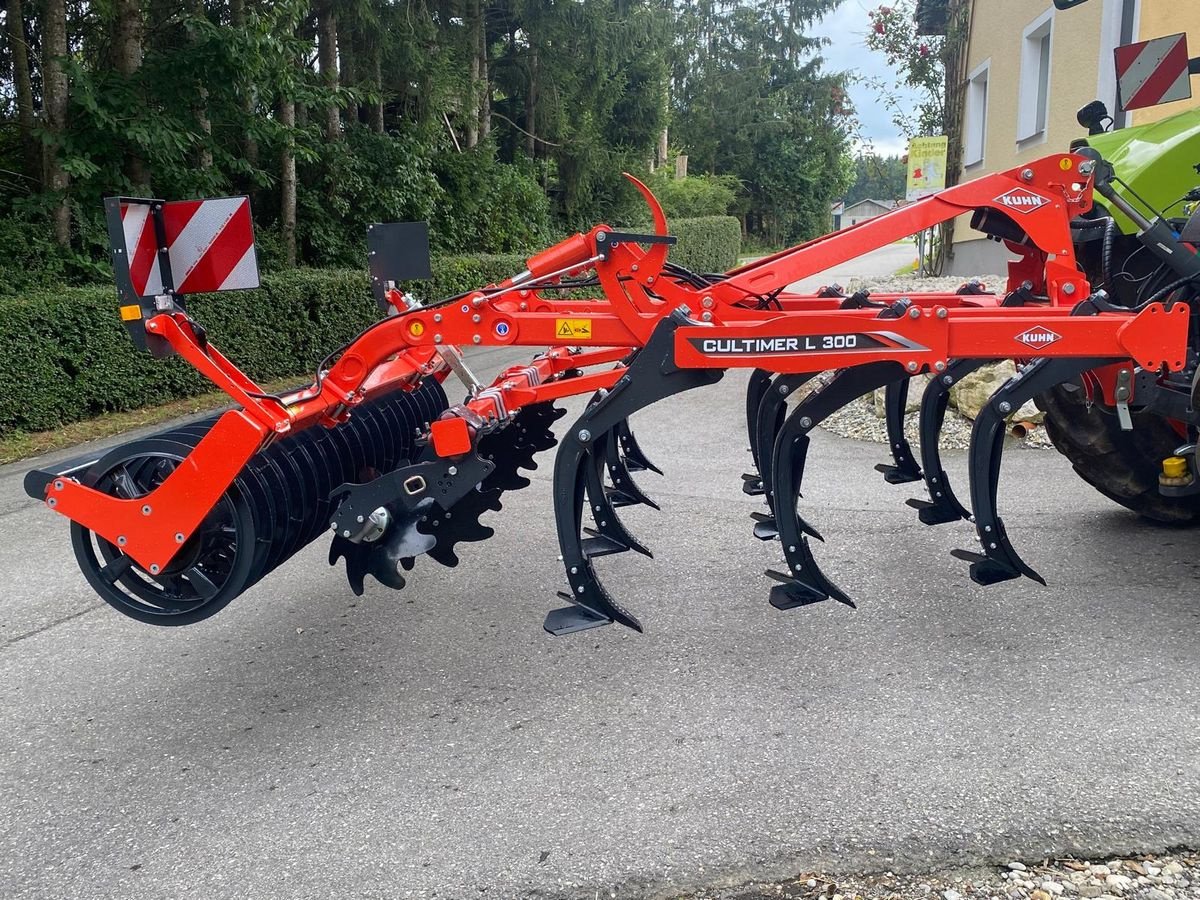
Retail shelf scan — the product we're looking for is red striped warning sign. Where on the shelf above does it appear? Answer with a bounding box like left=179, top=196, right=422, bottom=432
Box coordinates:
left=1115, top=32, right=1192, bottom=112
left=120, top=196, right=259, bottom=297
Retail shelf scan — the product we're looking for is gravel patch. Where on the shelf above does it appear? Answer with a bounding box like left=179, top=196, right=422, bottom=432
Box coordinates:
left=807, top=274, right=1054, bottom=452
left=818, top=393, right=1052, bottom=452
left=678, top=854, right=1200, bottom=900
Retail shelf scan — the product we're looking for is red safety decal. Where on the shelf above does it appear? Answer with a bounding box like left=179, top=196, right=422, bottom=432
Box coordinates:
left=1115, top=33, right=1192, bottom=112
left=120, top=196, right=259, bottom=297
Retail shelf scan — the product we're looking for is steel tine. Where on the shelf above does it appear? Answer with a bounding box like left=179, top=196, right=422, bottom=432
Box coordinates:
left=874, top=379, right=923, bottom=484
left=604, top=429, right=660, bottom=510
left=614, top=418, right=662, bottom=475
left=952, top=355, right=1118, bottom=586
left=742, top=369, right=775, bottom=494
left=545, top=311, right=722, bottom=636
left=766, top=362, right=907, bottom=610
left=584, top=430, right=652, bottom=558
left=906, top=358, right=988, bottom=525
left=750, top=371, right=818, bottom=539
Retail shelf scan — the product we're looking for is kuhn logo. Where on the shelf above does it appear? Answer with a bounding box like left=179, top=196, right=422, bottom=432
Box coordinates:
left=1016, top=326, right=1061, bottom=348
left=996, top=188, right=1049, bottom=214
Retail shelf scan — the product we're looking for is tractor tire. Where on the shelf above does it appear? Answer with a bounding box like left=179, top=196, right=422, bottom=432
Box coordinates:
left=1035, top=383, right=1200, bottom=524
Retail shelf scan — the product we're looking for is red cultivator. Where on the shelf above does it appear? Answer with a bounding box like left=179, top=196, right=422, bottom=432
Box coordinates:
left=26, top=149, right=1195, bottom=633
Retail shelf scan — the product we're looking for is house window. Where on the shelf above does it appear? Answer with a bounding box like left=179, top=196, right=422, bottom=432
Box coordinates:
left=964, top=61, right=989, bottom=167
left=1017, top=10, right=1054, bottom=142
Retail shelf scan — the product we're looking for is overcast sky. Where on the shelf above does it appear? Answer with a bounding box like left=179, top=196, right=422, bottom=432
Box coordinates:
left=812, top=0, right=924, bottom=157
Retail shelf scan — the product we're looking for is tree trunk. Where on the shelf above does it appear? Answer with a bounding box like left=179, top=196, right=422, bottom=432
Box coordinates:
left=6, top=0, right=37, bottom=180
left=229, top=0, right=259, bottom=168
left=525, top=47, right=538, bottom=158
left=338, top=14, right=357, bottom=125
left=317, top=0, right=340, bottom=142
left=477, top=7, right=490, bottom=141
left=465, top=0, right=481, bottom=148
left=279, top=97, right=297, bottom=267
left=368, top=42, right=384, bottom=133
left=190, top=0, right=212, bottom=169
left=112, top=0, right=150, bottom=192
left=42, top=0, right=70, bottom=245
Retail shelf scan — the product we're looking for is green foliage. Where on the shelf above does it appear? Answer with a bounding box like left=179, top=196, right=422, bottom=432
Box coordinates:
left=670, top=0, right=855, bottom=245
left=431, top=149, right=553, bottom=254
left=863, top=1, right=968, bottom=137
left=648, top=173, right=740, bottom=219
left=297, top=126, right=442, bottom=267
left=0, top=255, right=527, bottom=435
left=668, top=216, right=743, bottom=274
left=846, top=153, right=906, bottom=205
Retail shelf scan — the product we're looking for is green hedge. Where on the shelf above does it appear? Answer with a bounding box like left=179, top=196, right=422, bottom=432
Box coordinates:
left=667, top=216, right=742, bottom=274
left=0, top=254, right=527, bottom=436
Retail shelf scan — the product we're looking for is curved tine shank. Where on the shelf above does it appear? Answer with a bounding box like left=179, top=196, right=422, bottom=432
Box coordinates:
left=751, top=371, right=819, bottom=541
left=604, top=428, right=660, bottom=510
left=906, top=358, right=988, bottom=525
left=546, top=312, right=723, bottom=636
left=767, top=361, right=907, bottom=610
left=584, top=429, right=652, bottom=558
left=875, top=379, right=923, bottom=484
left=951, top=356, right=1118, bottom=586
left=743, top=369, right=775, bottom=494
left=614, top=419, right=662, bottom=475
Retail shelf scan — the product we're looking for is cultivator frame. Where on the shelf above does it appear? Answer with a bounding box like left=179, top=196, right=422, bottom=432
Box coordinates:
left=28, top=150, right=1195, bottom=632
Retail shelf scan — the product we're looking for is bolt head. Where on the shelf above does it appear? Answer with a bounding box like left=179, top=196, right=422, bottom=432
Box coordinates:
left=701, top=311, right=713, bottom=322
left=936, top=307, right=948, bottom=319
left=799, top=416, right=813, bottom=429
left=117, top=535, right=127, bottom=546
left=701, top=296, right=714, bottom=308
left=433, top=333, right=442, bottom=343
left=472, top=335, right=481, bottom=344
left=935, top=361, right=946, bottom=372
left=342, top=530, right=351, bottom=538
left=998, top=401, right=1012, bottom=414
left=577, top=429, right=592, bottom=442
left=149, top=564, right=160, bottom=575
left=141, top=505, right=152, bottom=516
left=175, top=533, right=185, bottom=544
left=47, top=498, right=57, bottom=508
left=1021, top=168, right=1035, bottom=182
left=906, top=361, right=919, bottom=372
left=908, top=307, right=920, bottom=319
left=54, top=480, right=64, bottom=491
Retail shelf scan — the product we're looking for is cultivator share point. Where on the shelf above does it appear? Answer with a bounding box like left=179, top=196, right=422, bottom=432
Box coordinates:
left=27, top=146, right=1200, bottom=633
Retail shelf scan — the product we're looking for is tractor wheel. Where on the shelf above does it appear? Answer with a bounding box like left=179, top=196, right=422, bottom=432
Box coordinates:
left=1035, top=383, right=1200, bottom=524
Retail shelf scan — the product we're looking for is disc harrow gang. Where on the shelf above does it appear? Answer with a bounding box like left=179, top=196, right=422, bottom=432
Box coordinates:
left=27, top=148, right=1199, bottom=634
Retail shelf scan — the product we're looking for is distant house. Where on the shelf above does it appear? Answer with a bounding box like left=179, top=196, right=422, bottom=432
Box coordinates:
left=840, top=198, right=895, bottom=230
left=831, top=199, right=845, bottom=230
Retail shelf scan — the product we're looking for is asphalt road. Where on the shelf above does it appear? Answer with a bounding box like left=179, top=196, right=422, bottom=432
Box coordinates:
left=2, top=242, right=1198, bottom=899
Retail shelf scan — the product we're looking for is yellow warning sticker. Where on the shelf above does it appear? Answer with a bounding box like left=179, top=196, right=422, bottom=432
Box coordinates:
left=119, top=304, right=142, bottom=322
left=409, top=319, right=425, bottom=337
left=1060, top=157, right=1074, bottom=171
left=555, top=318, right=593, bottom=339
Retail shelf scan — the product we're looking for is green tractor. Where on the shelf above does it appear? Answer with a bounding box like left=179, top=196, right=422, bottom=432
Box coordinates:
left=1024, top=0, right=1200, bottom=522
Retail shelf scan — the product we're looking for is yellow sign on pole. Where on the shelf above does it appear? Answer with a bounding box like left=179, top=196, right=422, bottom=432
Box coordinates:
left=906, top=135, right=949, bottom=201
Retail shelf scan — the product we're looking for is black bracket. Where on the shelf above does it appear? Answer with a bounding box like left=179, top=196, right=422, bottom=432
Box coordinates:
left=366, top=221, right=433, bottom=313
left=104, top=196, right=176, bottom=357
left=597, top=231, right=677, bottom=260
